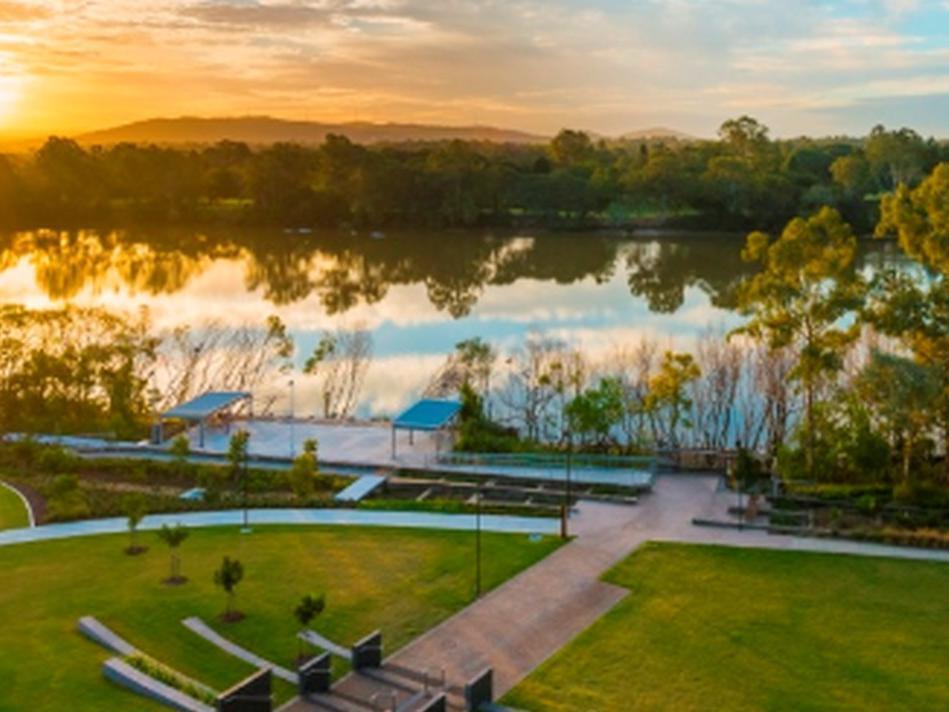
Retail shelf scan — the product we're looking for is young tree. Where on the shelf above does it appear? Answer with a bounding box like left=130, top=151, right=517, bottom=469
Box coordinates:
left=156, top=523, right=190, bottom=584
left=734, top=207, right=865, bottom=477
left=123, top=493, right=148, bottom=555
left=303, top=328, right=373, bottom=419
left=169, top=434, right=191, bottom=478
left=293, top=593, right=326, bottom=660
left=228, top=430, right=251, bottom=528
left=287, top=438, right=319, bottom=501
left=214, top=556, right=245, bottom=621
left=644, top=351, right=701, bottom=450
left=565, top=377, right=625, bottom=450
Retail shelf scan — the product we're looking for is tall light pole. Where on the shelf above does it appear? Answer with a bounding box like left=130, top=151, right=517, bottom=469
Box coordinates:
left=561, top=430, right=573, bottom=540
left=475, top=487, right=482, bottom=599
left=289, top=378, right=296, bottom=459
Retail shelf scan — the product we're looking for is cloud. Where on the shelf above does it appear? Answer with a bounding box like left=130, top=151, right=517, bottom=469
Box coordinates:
left=1, top=0, right=947, bottom=137
left=0, top=1, right=50, bottom=22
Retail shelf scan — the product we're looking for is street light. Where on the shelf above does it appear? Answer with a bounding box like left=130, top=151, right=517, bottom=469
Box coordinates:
left=241, top=432, right=251, bottom=534
left=289, top=378, right=296, bottom=459
left=475, top=487, right=482, bottom=599
left=561, top=430, right=573, bottom=540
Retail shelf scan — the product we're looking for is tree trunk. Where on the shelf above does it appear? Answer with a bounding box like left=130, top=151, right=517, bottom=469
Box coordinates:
left=805, top=381, right=815, bottom=479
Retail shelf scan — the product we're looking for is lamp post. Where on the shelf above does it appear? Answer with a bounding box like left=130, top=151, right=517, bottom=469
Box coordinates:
left=289, top=378, right=296, bottom=459
left=561, top=430, right=573, bottom=540
left=475, top=487, right=482, bottom=599
left=241, top=436, right=251, bottom=534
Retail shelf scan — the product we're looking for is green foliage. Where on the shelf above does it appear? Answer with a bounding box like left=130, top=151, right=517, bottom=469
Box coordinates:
left=565, top=377, right=625, bottom=449
left=125, top=654, right=217, bottom=706
left=856, top=351, right=939, bottom=484
left=455, top=380, right=531, bottom=453
left=644, top=351, right=701, bottom=448
left=877, top=161, right=948, bottom=273
left=777, top=396, right=891, bottom=483
left=0, top=305, right=155, bottom=439
left=3, top=121, right=937, bottom=233
left=294, top=593, right=326, bottom=629
left=44, top=474, right=89, bottom=521
left=169, top=434, right=190, bottom=464
left=157, top=523, right=189, bottom=582
left=869, top=166, right=948, bottom=482
left=123, top=493, right=148, bottom=551
left=735, top=207, right=864, bottom=476
left=213, top=556, right=244, bottom=614
left=733, top=447, right=768, bottom=493
left=37, top=446, right=79, bottom=474
left=287, top=441, right=319, bottom=501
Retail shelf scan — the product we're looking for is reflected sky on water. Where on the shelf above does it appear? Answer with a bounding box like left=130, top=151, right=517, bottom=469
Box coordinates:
left=0, top=228, right=904, bottom=416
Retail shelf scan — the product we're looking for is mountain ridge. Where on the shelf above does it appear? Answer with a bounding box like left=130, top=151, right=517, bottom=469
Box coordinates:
left=75, top=115, right=550, bottom=146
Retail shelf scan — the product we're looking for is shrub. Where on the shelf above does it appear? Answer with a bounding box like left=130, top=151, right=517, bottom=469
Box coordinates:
left=37, top=446, right=79, bottom=474
left=125, top=654, right=216, bottom=705
left=856, top=493, right=879, bottom=514
left=44, top=474, right=90, bottom=521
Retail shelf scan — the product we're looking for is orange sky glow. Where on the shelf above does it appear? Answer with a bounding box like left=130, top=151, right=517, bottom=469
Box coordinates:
left=0, top=0, right=946, bottom=140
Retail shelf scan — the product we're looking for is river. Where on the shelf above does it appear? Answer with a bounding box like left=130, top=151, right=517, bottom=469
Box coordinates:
left=0, top=227, right=904, bottom=417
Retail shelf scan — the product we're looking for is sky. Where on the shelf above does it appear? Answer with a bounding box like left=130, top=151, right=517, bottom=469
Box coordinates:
left=0, top=0, right=946, bottom=139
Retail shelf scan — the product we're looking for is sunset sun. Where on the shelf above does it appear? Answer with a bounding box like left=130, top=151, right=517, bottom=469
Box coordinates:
left=0, top=77, right=21, bottom=125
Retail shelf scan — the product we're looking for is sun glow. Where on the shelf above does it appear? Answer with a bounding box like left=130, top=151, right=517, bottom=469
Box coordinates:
left=0, top=76, right=22, bottom=126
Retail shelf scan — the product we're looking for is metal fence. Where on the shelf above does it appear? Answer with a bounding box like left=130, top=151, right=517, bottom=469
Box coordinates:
left=435, top=451, right=657, bottom=472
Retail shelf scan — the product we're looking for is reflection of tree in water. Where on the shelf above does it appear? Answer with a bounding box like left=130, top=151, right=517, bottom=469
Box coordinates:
left=491, top=234, right=618, bottom=286
left=242, top=244, right=316, bottom=305
left=0, top=228, right=212, bottom=301
left=1, top=226, right=767, bottom=318
left=624, top=238, right=753, bottom=313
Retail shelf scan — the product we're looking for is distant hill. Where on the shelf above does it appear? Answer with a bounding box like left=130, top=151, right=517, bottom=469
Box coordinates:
left=76, top=116, right=549, bottom=146
left=618, top=127, right=695, bottom=141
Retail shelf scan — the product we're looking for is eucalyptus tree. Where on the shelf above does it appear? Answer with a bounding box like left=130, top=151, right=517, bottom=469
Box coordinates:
left=869, top=163, right=949, bottom=480
left=733, top=207, right=865, bottom=477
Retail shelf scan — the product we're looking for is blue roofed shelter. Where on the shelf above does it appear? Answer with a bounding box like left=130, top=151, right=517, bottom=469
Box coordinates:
left=158, top=391, right=252, bottom=448
left=391, top=398, right=461, bottom=458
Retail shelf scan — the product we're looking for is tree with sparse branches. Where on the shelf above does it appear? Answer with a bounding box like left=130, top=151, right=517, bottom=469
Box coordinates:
left=123, top=494, right=148, bottom=555
left=156, top=523, right=190, bottom=584
left=294, top=593, right=326, bottom=660
left=214, top=556, right=244, bottom=621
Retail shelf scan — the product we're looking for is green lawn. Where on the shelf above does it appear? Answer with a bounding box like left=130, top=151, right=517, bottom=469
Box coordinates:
left=0, top=525, right=559, bottom=711
left=504, top=544, right=949, bottom=712
left=0, top=482, right=29, bottom=530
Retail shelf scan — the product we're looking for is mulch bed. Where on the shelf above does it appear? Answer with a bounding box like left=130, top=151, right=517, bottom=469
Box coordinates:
left=4, top=479, right=45, bottom=524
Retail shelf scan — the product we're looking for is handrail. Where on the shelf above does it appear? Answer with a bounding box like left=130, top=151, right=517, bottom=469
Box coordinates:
left=434, top=451, right=657, bottom=470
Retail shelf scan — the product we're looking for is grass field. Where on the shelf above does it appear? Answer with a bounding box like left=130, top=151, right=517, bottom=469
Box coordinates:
left=504, top=543, right=949, bottom=712
left=0, top=482, right=29, bottom=530
left=0, top=524, right=559, bottom=711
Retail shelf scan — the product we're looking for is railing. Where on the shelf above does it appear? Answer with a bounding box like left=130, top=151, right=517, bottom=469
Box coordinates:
left=434, top=451, right=657, bottom=472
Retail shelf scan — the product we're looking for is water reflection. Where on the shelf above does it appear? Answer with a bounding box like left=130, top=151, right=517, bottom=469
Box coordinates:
left=0, top=228, right=756, bottom=317
left=0, top=227, right=894, bottom=415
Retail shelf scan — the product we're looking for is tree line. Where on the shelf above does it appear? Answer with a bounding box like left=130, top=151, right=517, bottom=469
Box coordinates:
left=1, top=117, right=945, bottom=231
left=440, top=163, right=948, bottom=494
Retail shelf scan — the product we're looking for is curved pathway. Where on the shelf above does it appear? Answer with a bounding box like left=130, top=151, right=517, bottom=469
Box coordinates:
left=0, top=508, right=558, bottom=547
left=0, top=480, right=35, bottom=528
left=283, top=475, right=949, bottom=711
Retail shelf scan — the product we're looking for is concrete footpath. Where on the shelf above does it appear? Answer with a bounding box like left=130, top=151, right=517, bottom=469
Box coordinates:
left=283, top=475, right=949, bottom=711
left=0, top=508, right=557, bottom=547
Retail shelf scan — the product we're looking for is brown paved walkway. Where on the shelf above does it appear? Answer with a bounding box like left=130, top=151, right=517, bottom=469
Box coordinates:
left=282, top=475, right=949, bottom=711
